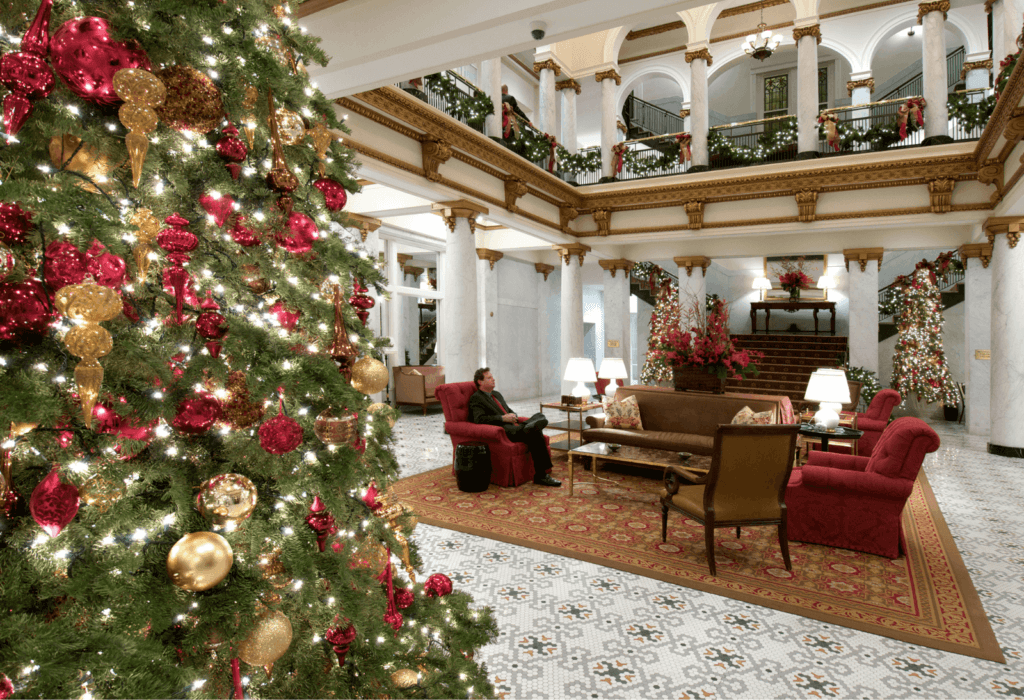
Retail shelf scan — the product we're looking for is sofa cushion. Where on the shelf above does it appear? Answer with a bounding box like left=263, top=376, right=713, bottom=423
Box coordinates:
left=602, top=394, right=644, bottom=430
left=583, top=428, right=714, bottom=455
left=731, top=406, right=774, bottom=425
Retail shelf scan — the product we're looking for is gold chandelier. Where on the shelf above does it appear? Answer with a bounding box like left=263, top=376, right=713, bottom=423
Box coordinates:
left=742, top=6, right=783, bottom=61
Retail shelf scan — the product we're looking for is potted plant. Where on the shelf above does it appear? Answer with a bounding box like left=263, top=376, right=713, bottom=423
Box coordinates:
left=778, top=270, right=813, bottom=301
left=656, top=295, right=763, bottom=393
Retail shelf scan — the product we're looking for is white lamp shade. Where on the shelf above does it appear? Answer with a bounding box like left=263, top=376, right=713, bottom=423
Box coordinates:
left=564, top=357, right=597, bottom=383
left=752, top=276, right=772, bottom=291
left=598, top=357, right=628, bottom=379
left=804, top=368, right=851, bottom=404
left=816, top=275, right=836, bottom=290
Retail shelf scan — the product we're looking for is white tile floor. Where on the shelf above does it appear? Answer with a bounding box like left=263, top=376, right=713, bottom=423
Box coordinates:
left=391, top=397, right=1024, bottom=698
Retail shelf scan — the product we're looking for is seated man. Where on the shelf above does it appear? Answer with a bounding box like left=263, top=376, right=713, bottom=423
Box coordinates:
left=469, top=367, right=559, bottom=487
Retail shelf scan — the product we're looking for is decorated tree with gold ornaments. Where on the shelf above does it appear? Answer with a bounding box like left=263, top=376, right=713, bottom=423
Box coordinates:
left=639, top=267, right=680, bottom=385
left=0, top=1, right=496, bottom=698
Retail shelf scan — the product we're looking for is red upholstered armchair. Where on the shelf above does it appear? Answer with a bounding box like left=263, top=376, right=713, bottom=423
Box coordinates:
left=786, top=416, right=940, bottom=558
left=434, top=382, right=550, bottom=487
left=855, top=388, right=902, bottom=456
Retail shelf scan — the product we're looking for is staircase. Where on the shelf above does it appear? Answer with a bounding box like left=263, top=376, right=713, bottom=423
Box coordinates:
left=877, top=254, right=966, bottom=341
left=628, top=266, right=677, bottom=307
left=727, top=335, right=849, bottom=404
left=878, top=283, right=965, bottom=341
left=879, top=46, right=966, bottom=101
left=623, top=94, right=687, bottom=155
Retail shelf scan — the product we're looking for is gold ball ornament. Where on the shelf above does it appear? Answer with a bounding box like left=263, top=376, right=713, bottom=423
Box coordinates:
left=271, top=109, right=306, bottom=146
left=80, top=476, right=124, bottom=513
left=351, top=357, right=389, bottom=395
left=154, top=65, right=224, bottom=133
left=198, top=474, right=257, bottom=527
left=237, top=610, right=293, bottom=667
left=167, top=532, right=233, bottom=591
left=391, top=669, right=420, bottom=688
left=48, top=134, right=116, bottom=193
left=348, top=537, right=389, bottom=572
left=313, top=409, right=356, bottom=446
left=367, top=402, right=397, bottom=428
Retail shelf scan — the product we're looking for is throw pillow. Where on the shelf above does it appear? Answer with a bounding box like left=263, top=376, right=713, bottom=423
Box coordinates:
left=731, top=405, right=774, bottom=425
left=602, top=394, right=644, bottom=430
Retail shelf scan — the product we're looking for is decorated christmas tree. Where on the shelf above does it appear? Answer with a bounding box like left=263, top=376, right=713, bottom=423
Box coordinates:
left=639, top=268, right=680, bottom=385
left=0, top=1, right=496, bottom=698
left=890, top=262, right=959, bottom=406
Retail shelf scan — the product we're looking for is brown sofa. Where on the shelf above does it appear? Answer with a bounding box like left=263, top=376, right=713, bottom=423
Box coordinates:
left=394, top=365, right=445, bottom=414
left=583, top=385, right=789, bottom=455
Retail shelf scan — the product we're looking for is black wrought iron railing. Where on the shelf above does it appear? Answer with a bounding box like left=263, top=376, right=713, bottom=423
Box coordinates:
left=878, top=252, right=965, bottom=322
left=623, top=94, right=687, bottom=139
left=407, top=71, right=493, bottom=131
left=880, top=46, right=966, bottom=101
left=708, top=115, right=799, bottom=169
left=571, top=146, right=603, bottom=185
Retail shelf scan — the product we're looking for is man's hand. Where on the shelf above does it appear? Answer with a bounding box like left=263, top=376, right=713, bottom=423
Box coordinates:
left=501, top=413, right=518, bottom=423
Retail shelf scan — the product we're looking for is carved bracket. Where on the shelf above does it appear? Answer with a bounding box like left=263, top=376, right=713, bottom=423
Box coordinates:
left=928, top=178, right=955, bottom=213
left=673, top=256, right=712, bottom=278
left=978, top=159, right=1004, bottom=199
left=795, top=189, right=819, bottom=222
left=421, top=139, right=452, bottom=182
left=598, top=258, right=634, bottom=278
left=396, top=253, right=412, bottom=267
left=476, top=248, right=504, bottom=270
left=403, top=265, right=424, bottom=280
left=684, top=200, right=705, bottom=230
left=959, top=242, right=993, bottom=268
left=843, top=247, right=884, bottom=272
left=346, top=213, right=382, bottom=242
left=984, top=216, right=1024, bottom=249
left=535, top=262, right=555, bottom=281
left=504, top=177, right=529, bottom=213
left=679, top=109, right=691, bottom=119
left=432, top=199, right=489, bottom=234
left=559, top=205, right=579, bottom=233
left=552, top=243, right=591, bottom=267
left=593, top=209, right=611, bottom=236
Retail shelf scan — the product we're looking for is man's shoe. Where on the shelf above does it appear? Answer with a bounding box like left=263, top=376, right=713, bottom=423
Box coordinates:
left=524, top=416, right=548, bottom=432
left=533, top=475, right=561, bottom=487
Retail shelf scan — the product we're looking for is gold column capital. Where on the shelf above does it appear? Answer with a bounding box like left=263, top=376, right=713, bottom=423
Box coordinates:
left=432, top=200, right=489, bottom=234
left=684, top=48, right=713, bottom=67
left=961, top=59, right=994, bottom=81
left=552, top=243, right=592, bottom=266
left=346, top=212, right=382, bottom=242
left=678, top=108, right=691, bottom=119
left=984, top=216, right=1024, bottom=248
left=555, top=78, right=582, bottom=94
left=594, top=69, right=622, bottom=85
left=673, top=256, right=712, bottom=277
left=959, top=242, right=993, bottom=268
left=792, top=24, right=822, bottom=44
left=846, top=78, right=875, bottom=97
left=533, top=59, right=562, bottom=77
left=917, top=0, right=950, bottom=23
left=598, top=258, right=634, bottom=278
left=843, top=248, right=885, bottom=272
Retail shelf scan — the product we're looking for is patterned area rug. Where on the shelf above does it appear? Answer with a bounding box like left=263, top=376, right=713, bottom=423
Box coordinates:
left=393, top=457, right=1003, bottom=662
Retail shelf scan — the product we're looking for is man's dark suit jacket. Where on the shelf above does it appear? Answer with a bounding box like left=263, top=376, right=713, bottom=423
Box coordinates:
left=501, top=93, right=529, bottom=122
left=468, top=390, right=522, bottom=436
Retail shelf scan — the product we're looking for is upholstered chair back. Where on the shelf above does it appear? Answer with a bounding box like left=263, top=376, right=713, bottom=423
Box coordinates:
left=865, top=416, right=941, bottom=480
left=435, top=382, right=477, bottom=424
left=704, top=424, right=799, bottom=522
left=865, top=389, right=901, bottom=422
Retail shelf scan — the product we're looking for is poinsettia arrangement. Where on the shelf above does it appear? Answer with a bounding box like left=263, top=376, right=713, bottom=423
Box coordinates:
left=778, top=270, right=813, bottom=293
left=657, top=296, right=763, bottom=380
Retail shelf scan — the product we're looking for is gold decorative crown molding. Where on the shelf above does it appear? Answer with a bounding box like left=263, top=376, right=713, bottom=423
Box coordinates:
left=984, top=216, right=1023, bottom=248
left=685, top=48, right=713, bottom=67
left=598, top=259, right=634, bottom=277
left=552, top=242, right=591, bottom=266
left=720, top=0, right=789, bottom=18
left=795, top=189, right=819, bottom=222
left=792, top=24, right=822, bottom=44
left=533, top=59, right=562, bottom=77
left=346, top=212, right=382, bottom=242
left=504, top=177, right=529, bottom=213
left=846, top=78, right=875, bottom=97
left=475, top=248, right=504, bottom=270
left=421, top=139, right=452, bottom=182
left=594, top=69, right=622, bottom=85
left=843, top=247, right=885, bottom=272
left=917, top=0, right=950, bottom=23
left=673, top=256, right=712, bottom=277
left=959, top=242, right=993, bottom=268
left=555, top=78, right=582, bottom=95
left=432, top=199, right=489, bottom=234
left=626, top=21, right=685, bottom=40
left=593, top=209, right=611, bottom=235
left=535, top=262, right=555, bottom=281
left=961, top=59, right=994, bottom=81
left=396, top=253, right=412, bottom=266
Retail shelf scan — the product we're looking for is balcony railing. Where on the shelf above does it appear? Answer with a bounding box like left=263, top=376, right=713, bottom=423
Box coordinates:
left=709, top=115, right=798, bottom=170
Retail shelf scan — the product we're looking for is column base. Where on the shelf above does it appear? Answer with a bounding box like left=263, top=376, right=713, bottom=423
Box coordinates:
left=688, top=165, right=709, bottom=173
left=598, top=176, right=619, bottom=183
left=921, top=135, right=955, bottom=146
left=796, top=151, right=820, bottom=160
left=989, top=443, right=1024, bottom=458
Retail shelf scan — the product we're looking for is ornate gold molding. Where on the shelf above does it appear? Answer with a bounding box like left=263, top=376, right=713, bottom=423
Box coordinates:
left=679, top=109, right=691, bottom=119
left=594, top=70, right=622, bottom=85
left=346, top=212, right=382, bottom=242
left=846, top=78, right=875, bottom=97
left=795, top=189, right=818, bottom=222
left=560, top=206, right=579, bottom=233
left=432, top=199, right=489, bottom=234
left=961, top=59, right=994, bottom=81
left=720, top=0, right=789, bottom=19
left=533, top=59, right=562, bottom=77
left=552, top=243, right=591, bottom=266
left=684, top=48, right=713, bottom=67
left=598, top=258, right=634, bottom=277
left=917, top=0, right=950, bottom=23
left=535, top=262, right=555, bottom=281
left=959, top=242, right=993, bottom=268
left=684, top=200, right=705, bottom=229
left=984, top=216, right=1023, bottom=248
left=337, top=97, right=425, bottom=141
left=620, top=45, right=689, bottom=65
left=843, top=248, right=884, bottom=272
left=593, top=209, right=611, bottom=236
left=673, top=256, right=712, bottom=277
left=626, top=20, right=684, bottom=40
left=421, top=139, right=452, bottom=182
left=792, top=24, right=822, bottom=44
left=396, top=253, right=412, bottom=267
left=928, top=178, right=955, bottom=213
left=975, top=56, right=1024, bottom=165
left=978, top=159, right=1004, bottom=195
left=476, top=248, right=504, bottom=270
left=403, top=265, right=424, bottom=279
left=504, top=177, right=529, bottom=213
left=555, top=78, right=582, bottom=95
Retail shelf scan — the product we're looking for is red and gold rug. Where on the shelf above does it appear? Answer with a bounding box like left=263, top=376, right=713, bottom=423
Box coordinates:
left=394, top=458, right=1003, bottom=662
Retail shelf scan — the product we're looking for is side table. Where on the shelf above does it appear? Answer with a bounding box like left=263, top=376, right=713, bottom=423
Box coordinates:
left=797, top=423, right=864, bottom=454
left=539, top=401, right=601, bottom=452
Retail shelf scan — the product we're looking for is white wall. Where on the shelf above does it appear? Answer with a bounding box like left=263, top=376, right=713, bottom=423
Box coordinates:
left=493, top=257, right=544, bottom=400
left=583, top=285, right=605, bottom=375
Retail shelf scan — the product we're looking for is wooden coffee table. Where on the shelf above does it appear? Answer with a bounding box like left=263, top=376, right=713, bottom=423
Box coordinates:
left=567, top=442, right=712, bottom=496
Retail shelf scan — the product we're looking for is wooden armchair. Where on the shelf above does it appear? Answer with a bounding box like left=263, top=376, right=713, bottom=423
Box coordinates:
left=393, top=365, right=444, bottom=414
left=660, top=423, right=799, bottom=576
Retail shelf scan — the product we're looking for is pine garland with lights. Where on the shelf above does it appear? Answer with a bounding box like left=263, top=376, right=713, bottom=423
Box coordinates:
left=0, top=2, right=496, bottom=699
left=708, top=117, right=799, bottom=166
left=555, top=145, right=601, bottom=175
left=423, top=72, right=493, bottom=130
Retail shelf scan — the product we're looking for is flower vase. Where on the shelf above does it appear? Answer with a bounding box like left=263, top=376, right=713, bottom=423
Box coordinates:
left=789, top=288, right=801, bottom=301
left=673, top=366, right=727, bottom=394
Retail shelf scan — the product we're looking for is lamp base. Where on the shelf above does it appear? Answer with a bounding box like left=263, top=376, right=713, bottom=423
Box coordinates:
left=813, top=403, right=841, bottom=432
left=603, top=379, right=621, bottom=400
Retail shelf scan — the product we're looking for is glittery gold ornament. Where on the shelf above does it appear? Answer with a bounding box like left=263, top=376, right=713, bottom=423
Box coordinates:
left=241, top=84, right=258, bottom=149
left=391, top=669, right=419, bottom=688
left=130, top=208, right=160, bottom=284
left=167, top=531, right=233, bottom=591
left=198, top=474, right=257, bottom=527
left=113, top=69, right=166, bottom=188
left=54, top=278, right=123, bottom=429
left=241, top=264, right=273, bottom=296
left=351, top=357, right=389, bottom=395
left=258, top=547, right=291, bottom=589
left=272, top=108, right=305, bottom=146
left=265, top=89, right=298, bottom=194
left=154, top=65, right=223, bottom=133
left=222, top=370, right=266, bottom=429
left=313, top=408, right=356, bottom=446
left=256, top=34, right=295, bottom=72
left=307, top=120, right=333, bottom=176
left=238, top=610, right=292, bottom=669
left=367, top=402, right=397, bottom=428
left=80, top=476, right=123, bottom=513
left=348, top=537, right=388, bottom=572
left=48, top=134, right=115, bottom=193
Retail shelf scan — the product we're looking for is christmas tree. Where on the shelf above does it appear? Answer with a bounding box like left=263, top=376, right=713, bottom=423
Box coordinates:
left=0, top=1, right=496, bottom=698
left=639, top=269, right=680, bottom=385
left=890, top=262, right=959, bottom=406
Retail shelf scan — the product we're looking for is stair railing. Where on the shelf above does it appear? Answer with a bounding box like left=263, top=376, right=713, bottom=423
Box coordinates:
left=623, top=94, right=687, bottom=138
left=877, top=250, right=965, bottom=322
left=880, top=46, right=966, bottom=101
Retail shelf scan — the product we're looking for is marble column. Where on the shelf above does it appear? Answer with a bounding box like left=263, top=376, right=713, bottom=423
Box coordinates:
left=794, top=24, right=821, bottom=154
left=556, top=244, right=590, bottom=395
left=987, top=221, right=1024, bottom=455
left=960, top=243, right=993, bottom=436
left=596, top=70, right=621, bottom=179
left=534, top=59, right=560, bottom=136
left=535, top=263, right=558, bottom=395
left=433, top=200, right=488, bottom=383
left=988, top=0, right=1019, bottom=87
left=476, top=249, right=503, bottom=368
left=685, top=47, right=711, bottom=168
left=844, top=249, right=883, bottom=376
left=557, top=79, right=581, bottom=153
left=598, top=259, right=633, bottom=394
left=920, top=1, right=950, bottom=140
left=962, top=52, right=993, bottom=91
left=674, top=256, right=711, bottom=322
left=847, top=74, right=875, bottom=127
left=480, top=57, right=502, bottom=138
left=386, top=243, right=407, bottom=405
left=680, top=103, right=691, bottom=133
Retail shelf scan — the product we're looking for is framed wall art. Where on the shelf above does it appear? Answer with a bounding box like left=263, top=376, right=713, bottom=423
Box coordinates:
left=764, top=254, right=827, bottom=300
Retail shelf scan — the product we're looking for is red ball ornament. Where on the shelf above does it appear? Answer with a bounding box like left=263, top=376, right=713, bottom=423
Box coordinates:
left=172, top=393, right=222, bottom=434
left=199, top=193, right=236, bottom=228
left=313, top=178, right=348, bottom=212
left=275, top=211, right=317, bottom=254
left=270, top=301, right=301, bottom=332
left=383, top=610, right=403, bottom=631
left=216, top=123, right=247, bottom=180
left=49, top=17, right=151, bottom=106
left=86, top=240, right=127, bottom=290
left=423, top=573, right=453, bottom=598
left=0, top=671, right=12, bottom=699
left=0, top=202, right=33, bottom=246
left=0, top=279, right=51, bottom=345
left=0, top=0, right=54, bottom=137
left=44, top=241, right=88, bottom=292
left=230, top=215, right=261, bottom=247
left=196, top=292, right=228, bottom=358
left=324, top=620, right=356, bottom=667
left=259, top=413, right=304, bottom=455
left=30, top=467, right=79, bottom=537
left=394, top=587, right=414, bottom=610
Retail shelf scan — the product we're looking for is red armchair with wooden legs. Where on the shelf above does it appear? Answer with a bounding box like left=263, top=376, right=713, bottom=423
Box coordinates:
left=808, top=387, right=902, bottom=458
left=786, top=416, right=940, bottom=558
left=435, top=382, right=551, bottom=487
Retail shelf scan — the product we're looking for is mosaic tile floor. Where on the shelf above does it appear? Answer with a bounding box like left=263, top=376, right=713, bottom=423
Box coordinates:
left=390, top=396, right=1024, bottom=698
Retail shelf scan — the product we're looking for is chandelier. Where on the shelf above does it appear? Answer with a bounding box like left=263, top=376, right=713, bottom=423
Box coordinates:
left=742, top=6, right=783, bottom=61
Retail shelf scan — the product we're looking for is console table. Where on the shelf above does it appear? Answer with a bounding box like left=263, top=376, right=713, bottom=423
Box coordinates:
left=750, top=300, right=837, bottom=335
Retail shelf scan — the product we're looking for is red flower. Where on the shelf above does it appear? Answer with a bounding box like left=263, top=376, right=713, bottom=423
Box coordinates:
left=778, top=270, right=813, bottom=291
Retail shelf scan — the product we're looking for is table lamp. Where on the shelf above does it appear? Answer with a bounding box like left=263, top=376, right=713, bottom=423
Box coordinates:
left=598, top=357, right=628, bottom=398
left=816, top=274, right=836, bottom=300
left=752, top=276, right=772, bottom=300
left=804, top=368, right=851, bottom=431
left=564, top=357, right=597, bottom=400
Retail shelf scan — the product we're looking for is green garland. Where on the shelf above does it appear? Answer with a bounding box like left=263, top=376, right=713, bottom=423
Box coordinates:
left=708, top=117, right=799, bottom=166
left=423, top=72, right=494, bottom=128
left=556, top=145, right=602, bottom=175
left=846, top=366, right=882, bottom=411
left=504, top=118, right=554, bottom=162
left=996, top=50, right=1020, bottom=99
